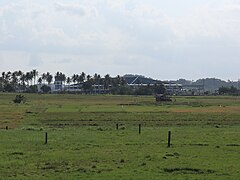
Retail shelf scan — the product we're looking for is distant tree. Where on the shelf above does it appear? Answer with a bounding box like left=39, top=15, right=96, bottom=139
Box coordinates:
left=80, top=72, right=86, bottom=82
left=60, top=73, right=66, bottom=87
left=66, top=77, right=71, bottom=91
left=71, top=74, right=78, bottom=84
left=11, top=71, right=18, bottom=90
left=0, top=77, right=4, bottom=91
left=46, top=73, right=53, bottom=84
left=25, top=72, right=33, bottom=86
left=41, top=73, right=47, bottom=84
left=1, top=72, right=5, bottom=81
left=31, top=69, right=38, bottom=85
left=54, top=72, right=66, bottom=91
left=154, top=83, right=166, bottom=94
left=38, top=77, right=42, bottom=85
left=4, top=84, right=15, bottom=92
left=26, top=85, right=38, bottom=93
left=229, top=86, right=238, bottom=94
left=19, top=73, right=27, bottom=91
left=41, top=85, right=51, bottom=93
left=218, top=86, right=238, bottom=95
left=134, top=85, right=152, bottom=95
left=104, top=74, right=111, bottom=91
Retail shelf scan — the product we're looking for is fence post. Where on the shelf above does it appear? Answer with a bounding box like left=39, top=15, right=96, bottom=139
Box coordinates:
left=139, top=124, right=141, bottom=134
left=45, top=132, right=48, bottom=144
left=168, top=131, right=171, bottom=147
left=116, top=123, right=119, bottom=130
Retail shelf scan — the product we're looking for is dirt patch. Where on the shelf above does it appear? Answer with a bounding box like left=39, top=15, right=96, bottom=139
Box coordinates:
left=226, top=144, right=240, bottom=147
left=172, top=106, right=240, bottom=113
left=11, top=152, right=24, bottom=156
left=163, top=167, right=215, bottom=174
left=189, top=143, right=209, bottom=146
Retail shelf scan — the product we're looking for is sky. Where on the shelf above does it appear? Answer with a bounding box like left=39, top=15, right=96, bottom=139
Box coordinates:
left=0, top=0, right=240, bottom=81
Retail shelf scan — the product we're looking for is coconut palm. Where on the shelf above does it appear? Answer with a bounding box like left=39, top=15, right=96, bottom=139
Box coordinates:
left=104, top=74, right=111, bottom=92
left=25, top=72, right=33, bottom=86
left=71, top=74, right=78, bottom=84
left=31, top=69, right=38, bottom=85
left=38, top=77, right=42, bottom=85
left=41, top=73, right=47, bottom=84
left=66, top=77, right=71, bottom=91
left=46, top=72, right=53, bottom=84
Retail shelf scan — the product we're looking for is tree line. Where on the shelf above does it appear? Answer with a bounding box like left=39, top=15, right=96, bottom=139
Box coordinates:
left=0, top=70, right=165, bottom=95
left=218, top=86, right=239, bottom=95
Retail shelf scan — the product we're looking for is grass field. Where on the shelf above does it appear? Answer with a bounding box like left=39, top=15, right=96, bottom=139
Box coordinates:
left=0, top=93, right=240, bottom=179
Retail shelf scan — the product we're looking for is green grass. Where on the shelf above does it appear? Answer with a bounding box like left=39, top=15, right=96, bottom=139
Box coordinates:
left=0, top=93, right=240, bottom=179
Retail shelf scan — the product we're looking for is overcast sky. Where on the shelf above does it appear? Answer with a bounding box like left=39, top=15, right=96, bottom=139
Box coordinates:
left=0, top=0, right=239, bottom=80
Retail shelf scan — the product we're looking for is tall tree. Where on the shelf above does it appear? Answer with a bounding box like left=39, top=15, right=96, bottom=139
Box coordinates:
left=20, top=73, right=26, bottom=87
left=104, top=74, right=111, bottom=91
left=55, top=72, right=66, bottom=91
left=46, top=72, right=53, bottom=84
left=66, top=77, right=71, bottom=91
left=38, top=77, right=42, bottom=85
left=41, top=73, right=47, bottom=84
left=31, top=69, right=38, bottom=85
left=80, top=72, right=86, bottom=83
left=25, top=72, right=33, bottom=86
left=71, top=74, right=78, bottom=84
left=11, top=71, right=18, bottom=91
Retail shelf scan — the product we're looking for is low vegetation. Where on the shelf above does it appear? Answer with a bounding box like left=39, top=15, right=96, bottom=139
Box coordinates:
left=0, top=93, right=240, bottom=179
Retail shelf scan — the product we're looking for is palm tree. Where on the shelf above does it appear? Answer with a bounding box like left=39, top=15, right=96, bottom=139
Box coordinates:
left=93, top=73, right=98, bottom=93
left=16, top=70, right=23, bottom=89
left=11, top=71, right=18, bottom=91
left=82, top=75, right=93, bottom=94
left=80, top=72, right=86, bottom=83
left=6, top=71, right=11, bottom=83
left=46, top=72, right=53, bottom=84
left=60, top=73, right=66, bottom=85
left=87, top=74, right=91, bottom=81
left=41, top=73, right=47, bottom=84
left=97, top=74, right=102, bottom=94
left=66, top=77, right=71, bottom=91
left=31, top=69, right=38, bottom=85
left=60, top=73, right=66, bottom=91
left=104, top=74, right=111, bottom=93
left=71, top=74, right=78, bottom=84
left=20, top=73, right=26, bottom=90
left=55, top=72, right=66, bottom=91
left=38, top=77, right=42, bottom=85
left=2, top=72, right=5, bottom=79
left=25, top=72, right=33, bottom=86
left=76, top=72, right=85, bottom=92
left=0, top=76, right=4, bottom=91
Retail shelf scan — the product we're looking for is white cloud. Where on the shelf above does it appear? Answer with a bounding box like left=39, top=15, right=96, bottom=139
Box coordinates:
left=0, top=0, right=239, bottom=80
left=54, top=2, right=86, bottom=16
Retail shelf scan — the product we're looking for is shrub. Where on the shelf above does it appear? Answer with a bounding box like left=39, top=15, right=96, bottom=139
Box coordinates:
left=41, top=85, right=51, bottom=93
left=13, top=94, right=26, bottom=104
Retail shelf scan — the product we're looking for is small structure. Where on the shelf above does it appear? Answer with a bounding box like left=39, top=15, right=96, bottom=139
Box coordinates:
left=155, top=94, right=172, bottom=102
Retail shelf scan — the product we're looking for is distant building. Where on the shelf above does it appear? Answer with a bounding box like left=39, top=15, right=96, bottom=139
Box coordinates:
left=181, top=85, right=204, bottom=95
left=163, top=83, right=182, bottom=95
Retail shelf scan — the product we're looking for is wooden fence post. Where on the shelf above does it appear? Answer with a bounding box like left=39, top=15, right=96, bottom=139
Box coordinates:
left=139, top=124, right=141, bottom=134
left=45, top=132, right=48, bottom=144
left=168, top=131, right=171, bottom=147
left=116, top=123, right=119, bottom=130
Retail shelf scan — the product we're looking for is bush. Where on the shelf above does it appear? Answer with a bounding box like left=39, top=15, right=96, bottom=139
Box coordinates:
left=26, top=85, right=38, bottom=93
left=41, top=85, right=51, bottom=93
left=4, top=84, right=15, bottom=92
left=13, top=94, right=26, bottom=104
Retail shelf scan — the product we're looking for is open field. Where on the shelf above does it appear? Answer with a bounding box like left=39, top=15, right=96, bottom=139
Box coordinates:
left=0, top=93, right=240, bottom=179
